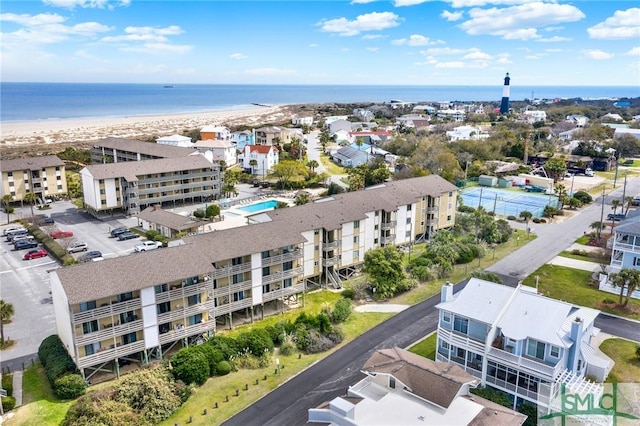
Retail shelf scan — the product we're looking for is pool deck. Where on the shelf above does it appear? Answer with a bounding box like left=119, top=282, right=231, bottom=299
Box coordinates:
left=203, top=196, right=293, bottom=232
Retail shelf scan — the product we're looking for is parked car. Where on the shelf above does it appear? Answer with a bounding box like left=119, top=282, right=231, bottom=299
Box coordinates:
left=23, top=249, right=48, bottom=260
left=607, top=213, right=626, bottom=221
left=42, top=215, right=55, bottom=224
left=6, top=230, right=29, bottom=242
left=68, top=241, right=89, bottom=253
left=631, top=196, right=640, bottom=207
left=51, top=230, right=74, bottom=239
left=118, top=231, right=140, bottom=241
left=80, top=251, right=103, bottom=262
left=134, top=240, right=163, bottom=252
left=11, top=234, right=35, bottom=243
left=2, top=225, right=25, bottom=236
left=110, top=227, right=129, bottom=237
left=14, top=239, right=38, bottom=250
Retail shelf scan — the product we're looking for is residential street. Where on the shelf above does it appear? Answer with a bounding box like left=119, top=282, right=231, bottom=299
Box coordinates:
left=225, top=177, right=640, bottom=426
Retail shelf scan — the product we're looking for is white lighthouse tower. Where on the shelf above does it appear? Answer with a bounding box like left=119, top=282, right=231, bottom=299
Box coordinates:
left=499, top=72, right=510, bottom=114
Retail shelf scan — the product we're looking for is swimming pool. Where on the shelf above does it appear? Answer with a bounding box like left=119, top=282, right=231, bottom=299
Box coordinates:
left=236, top=199, right=279, bottom=213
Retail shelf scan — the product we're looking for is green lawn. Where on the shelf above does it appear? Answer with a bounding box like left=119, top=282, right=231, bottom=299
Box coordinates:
left=319, top=153, right=346, bottom=176
left=522, top=264, right=640, bottom=320
left=575, top=235, right=591, bottom=245
left=408, top=333, right=437, bottom=360
left=558, top=250, right=609, bottom=264
left=600, top=338, right=640, bottom=383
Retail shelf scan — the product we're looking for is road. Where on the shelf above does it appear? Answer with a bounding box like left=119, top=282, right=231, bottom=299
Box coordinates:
left=305, top=130, right=349, bottom=189
left=225, top=178, right=640, bottom=426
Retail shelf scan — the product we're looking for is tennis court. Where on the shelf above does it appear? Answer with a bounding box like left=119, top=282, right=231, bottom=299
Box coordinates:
left=461, top=186, right=558, bottom=218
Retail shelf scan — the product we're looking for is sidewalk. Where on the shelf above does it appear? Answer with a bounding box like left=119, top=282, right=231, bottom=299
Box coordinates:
left=547, top=256, right=603, bottom=273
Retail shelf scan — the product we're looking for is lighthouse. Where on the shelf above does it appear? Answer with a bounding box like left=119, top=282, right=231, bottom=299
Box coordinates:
left=499, top=72, right=510, bottom=114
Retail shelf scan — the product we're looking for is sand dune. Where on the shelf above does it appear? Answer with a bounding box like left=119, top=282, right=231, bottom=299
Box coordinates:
left=0, top=105, right=289, bottom=147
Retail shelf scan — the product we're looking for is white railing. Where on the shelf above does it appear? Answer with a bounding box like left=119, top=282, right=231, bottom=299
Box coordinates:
left=612, top=242, right=640, bottom=253
left=261, top=249, right=303, bottom=266
left=155, top=282, right=209, bottom=303
left=77, top=340, right=145, bottom=369
left=438, top=327, right=485, bottom=354
left=75, top=319, right=143, bottom=346
left=262, top=283, right=305, bottom=302
left=262, top=267, right=303, bottom=285
left=488, top=347, right=560, bottom=378
left=158, top=321, right=213, bottom=345
left=73, top=299, right=142, bottom=323
left=211, top=262, right=251, bottom=279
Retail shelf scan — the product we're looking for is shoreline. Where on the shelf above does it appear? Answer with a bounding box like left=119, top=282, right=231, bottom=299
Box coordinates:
left=0, top=104, right=289, bottom=147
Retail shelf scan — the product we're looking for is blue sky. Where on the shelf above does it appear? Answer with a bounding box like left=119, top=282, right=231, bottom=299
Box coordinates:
left=1, top=0, right=638, bottom=86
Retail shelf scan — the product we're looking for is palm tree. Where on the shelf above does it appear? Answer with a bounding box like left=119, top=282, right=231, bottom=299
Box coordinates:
left=623, top=196, right=634, bottom=215
left=519, top=210, right=533, bottom=235
left=610, top=199, right=622, bottom=229
left=307, top=159, right=319, bottom=174
left=590, top=221, right=606, bottom=240
left=1, top=194, right=13, bottom=224
left=0, top=299, right=15, bottom=345
left=23, top=191, right=37, bottom=220
left=294, top=192, right=310, bottom=205
left=610, top=268, right=640, bottom=307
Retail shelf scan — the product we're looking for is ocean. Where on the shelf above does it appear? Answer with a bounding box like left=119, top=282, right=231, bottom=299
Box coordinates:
left=1, top=82, right=638, bottom=122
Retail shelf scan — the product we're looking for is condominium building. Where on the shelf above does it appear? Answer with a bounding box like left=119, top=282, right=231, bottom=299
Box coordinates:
left=435, top=279, right=613, bottom=410
left=0, top=155, right=67, bottom=203
left=91, top=137, right=196, bottom=164
left=309, top=347, right=526, bottom=425
left=80, top=155, right=220, bottom=217
left=51, top=175, right=457, bottom=380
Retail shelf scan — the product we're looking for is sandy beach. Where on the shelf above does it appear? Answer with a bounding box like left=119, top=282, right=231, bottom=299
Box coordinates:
left=0, top=104, right=291, bottom=149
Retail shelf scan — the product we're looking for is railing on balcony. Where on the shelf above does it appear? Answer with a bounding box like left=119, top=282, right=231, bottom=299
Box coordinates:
left=213, top=280, right=252, bottom=297
left=158, top=321, right=213, bottom=345
left=262, top=283, right=305, bottom=303
left=75, top=319, right=143, bottom=346
left=211, top=262, right=252, bottom=279
left=261, top=249, right=303, bottom=266
left=322, top=241, right=339, bottom=251
left=211, top=297, right=253, bottom=317
left=156, top=302, right=210, bottom=324
left=485, top=375, right=546, bottom=405
left=380, top=235, right=395, bottom=245
left=488, top=347, right=560, bottom=378
left=437, top=327, right=486, bottom=354
left=262, top=267, right=303, bottom=285
left=611, top=242, right=640, bottom=253
left=322, top=257, right=338, bottom=267
left=77, top=340, right=146, bottom=369
left=73, top=299, right=142, bottom=323
left=155, top=282, right=209, bottom=304
left=381, top=220, right=397, bottom=231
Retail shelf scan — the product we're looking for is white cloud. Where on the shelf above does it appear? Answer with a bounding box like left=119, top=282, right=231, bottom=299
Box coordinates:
left=441, top=10, right=463, bottom=22
left=362, top=34, right=384, bottom=40
left=42, top=0, right=130, bottom=9
left=350, top=0, right=377, bottom=3
left=120, top=43, right=192, bottom=54
left=463, top=50, right=491, bottom=60
left=545, top=48, right=563, bottom=53
left=309, top=43, right=318, bottom=47
left=582, top=49, right=614, bottom=60
left=460, top=2, right=585, bottom=40
left=392, top=34, right=443, bottom=46
left=435, top=61, right=466, bottom=68
left=626, top=47, right=640, bottom=56
left=0, top=12, right=66, bottom=26
left=366, top=47, right=379, bottom=52
left=587, top=8, right=640, bottom=40
left=230, top=53, right=247, bottom=59
left=244, top=68, right=296, bottom=76
left=421, top=47, right=465, bottom=55
left=318, top=12, right=401, bottom=36
left=537, top=36, right=570, bottom=42
left=419, top=47, right=497, bottom=69
left=394, top=0, right=429, bottom=6
left=100, top=25, right=188, bottom=54
left=101, top=33, right=168, bottom=42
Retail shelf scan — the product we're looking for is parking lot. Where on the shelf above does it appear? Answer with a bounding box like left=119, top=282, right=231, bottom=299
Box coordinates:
left=0, top=200, right=141, bottom=366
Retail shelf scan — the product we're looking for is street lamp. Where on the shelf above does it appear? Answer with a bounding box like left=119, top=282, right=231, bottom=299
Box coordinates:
left=276, top=358, right=280, bottom=375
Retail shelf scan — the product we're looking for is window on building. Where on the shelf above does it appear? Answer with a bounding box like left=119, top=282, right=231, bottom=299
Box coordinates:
left=157, top=302, right=170, bottom=314
left=82, top=320, right=99, bottom=334
left=353, top=236, right=359, bottom=243
left=158, top=322, right=171, bottom=334
left=442, top=311, right=451, bottom=323
left=85, top=343, right=99, bottom=356
left=389, top=377, right=396, bottom=389
left=79, top=301, right=97, bottom=312
left=449, top=191, right=453, bottom=197
left=232, top=256, right=243, bottom=266
left=447, top=215, right=452, bottom=221
left=233, top=273, right=244, bottom=284
left=117, top=292, right=133, bottom=302
left=187, top=294, right=201, bottom=306
left=550, top=345, right=560, bottom=358
left=262, top=250, right=270, bottom=259
left=526, top=339, right=546, bottom=360
left=262, top=266, right=270, bottom=277
left=263, top=284, right=270, bottom=294
left=233, top=291, right=244, bottom=302
left=155, top=284, right=168, bottom=294
left=353, top=250, right=359, bottom=259
left=354, top=220, right=360, bottom=228
left=122, top=332, right=137, bottom=345
left=453, top=316, right=468, bottom=334
left=283, top=261, right=293, bottom=271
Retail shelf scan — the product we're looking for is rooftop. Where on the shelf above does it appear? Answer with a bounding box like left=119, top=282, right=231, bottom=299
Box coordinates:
left=82, top=155, right=214, bottom=181
left=93, top=137, right=196, bottom=158
left=1, top=155, right=65, bottom=172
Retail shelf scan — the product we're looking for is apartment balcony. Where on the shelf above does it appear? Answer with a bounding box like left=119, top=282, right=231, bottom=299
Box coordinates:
left=75, top=319, right=143, bottom=346
left=157, top=303, right=210, bottom=324
left=158, top=321, right=214, bottom=345
left=487, top=347, right=561, bottom=378
left=381, top=221, right=396, bottom=231
left=322, top=241, right=339, bottom=251
left=427, top=206, right=439, bottom=213
left=612, top=242, right=640, bottom=254
left=322, top=257, right=338, bottom=267
left=213, top=280, right=253, bottom=297
left=211, top=262, right=252, bottom=279
left=155, top=282, right=209, bottom=304
left=437, top=327, right=485, bottom=355
left=211, top=297, right=253, bottom=317
left=138, top=180, right=212, bottom=196
left=380, top=235, right=395, bottom=245
left=262, top=266, right=303, bottom=285
left=261, top=249, right=303, bottom=266
left=262, top=283, right=305, bottom=303
left=140, top=171, right=215, bottom=186
left=30, top=177, right=42, bottom=184
left=77, top=340, right=146, bottom=369
left=73, top=298, right=142, bottom=324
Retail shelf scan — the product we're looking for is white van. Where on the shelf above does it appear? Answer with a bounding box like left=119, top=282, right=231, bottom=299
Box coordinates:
left=585, top=168, right=594, bottom=177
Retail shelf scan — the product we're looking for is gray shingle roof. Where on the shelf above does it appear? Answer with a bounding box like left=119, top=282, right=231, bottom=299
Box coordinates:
left=82, top=155, right=214, bottom=180
left=1, top=155, right=65, bottom=172
left=94, top=137, right=196, bottom=158
left=137, top=206, right=201, bottom=231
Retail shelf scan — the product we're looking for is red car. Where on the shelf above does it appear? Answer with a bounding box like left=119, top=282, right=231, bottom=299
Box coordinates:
left=24, top=249, right=48, bottom=260
left=51, top=230, right=73, bottom=239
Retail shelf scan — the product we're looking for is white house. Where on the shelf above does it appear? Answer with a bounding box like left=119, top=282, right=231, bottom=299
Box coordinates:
left=520, top=110, right=547, bottom=124
left=446, top=126, right=489, bottom=142
left=353, top=108, right=375, bottom=122
left=291, top=115, right=314, bottom=126
left=156, top=134, right=193, bottom=147
left=614, top=128, right=640, bottom=140
left=565, top=115, right=589, bottom=127
left=603, top=217, right=640, bottom=300
left=200, top=125, right=231, bottom=140
left=193, top=139, right=237, bottom=166
left=327, top=119, right=353, bottom=135
left=436, top=279, right=613, bottom=410
left=437, top=109, right=466, bottom=122
left=242, top=144, right=279, bottom=176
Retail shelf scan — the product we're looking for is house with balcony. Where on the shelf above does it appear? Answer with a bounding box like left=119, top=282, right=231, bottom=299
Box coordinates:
left=200, top=125, right=231, bottom=141
left=156, top=134, right=193, bottom=148
left=602, top=218, right=640, bottom=300
left=0, top=155, right=67, bottom=203
left=437, top=109, right=466, bottom=122
left=254, top=126, right=295, bottom=146
left=193, top=139, right=237, bottom=167
left=91, top=137, right=196, bottom=164
left=231, top=130, right=254, bottom=152
left=291, top=115, right=314, bottom=126
left=242, top=145, right=279, bottom=176
left=80, top=155, right=220, bottom=217
left=435, top=279, right=613, bottom=411
left=309, top=347, right=526, bottom=425
left=51, top=220, right=307, bottom=382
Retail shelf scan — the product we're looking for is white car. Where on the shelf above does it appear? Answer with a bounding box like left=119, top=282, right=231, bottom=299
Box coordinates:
left=68, top=241, right=88, bottom=253
left=134, top=240, right=163, bottom=252
left=2, top=225, right=25, bottom=236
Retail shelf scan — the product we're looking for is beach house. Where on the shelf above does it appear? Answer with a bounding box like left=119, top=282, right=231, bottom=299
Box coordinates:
left=200, top=125, right=231, bottom=141
left=0, top=155, right=68, bottom=203
left=156, top=134, right=193, bottom=148
left=193, top=139, right=237, bottom=167
left=242, top=145, right=279, bottom=176
left=602, top=217, right=640, bottom=300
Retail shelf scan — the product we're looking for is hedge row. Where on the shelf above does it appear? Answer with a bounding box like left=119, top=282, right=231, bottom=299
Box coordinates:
left=27, top=225, right=75, bottom=265
left=38, top=335, right=86, bottom=399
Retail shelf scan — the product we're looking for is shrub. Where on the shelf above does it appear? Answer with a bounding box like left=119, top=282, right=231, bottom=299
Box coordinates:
left=470, top=271, right=503, bottom=284
left=331, top=298, right=352, bottom=323
left=208, top=335, right=238, bottom=360
left=341, top=288, right=355, bottom=300
left=236, top=329, right=274, bottom=358
left=193, top=210, right=205, bottom=219
left=507, top=215, right=517, bottom=220
left=54, top=374, right=87, bottom=399
left=304, top=329, right=335, bottom=354
left=2, top=396, right=16, bottom=412
left=63, top=389, right=146, bottom=426
left=2, top=374, right=13, bottom=396
left=38, top=334, right=78, bottom=386
left=205, top=204, right=220, bottom=218
left=539, top=218, right=547, bottom=223
left=216, top=360, right=232, bottom=376
left=532, top=218, right=541, bottom=223
left=278, top=334, right=296, bottom=356
left=170, top=347, right=210, bottom=385
left=573, top=191, right=593, bottom=204
left=458, top=205, right=475, bottom=213
left=196, top=345, right=224, bottom=376
left=145, top=229, right=160, bottom=240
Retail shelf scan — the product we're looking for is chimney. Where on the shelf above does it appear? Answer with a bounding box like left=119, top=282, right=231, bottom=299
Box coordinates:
left=568, top=316, right=584, bottom=373
left=441, top=281, right=454, bottom=303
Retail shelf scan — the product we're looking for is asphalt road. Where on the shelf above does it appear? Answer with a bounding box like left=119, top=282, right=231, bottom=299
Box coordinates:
left=225, top=177, right=640, bottom=426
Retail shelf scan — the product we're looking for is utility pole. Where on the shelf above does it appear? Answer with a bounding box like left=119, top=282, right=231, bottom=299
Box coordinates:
left=622, top=173, right=627, bottom=205
left=599, top=185, right=606, bottom=240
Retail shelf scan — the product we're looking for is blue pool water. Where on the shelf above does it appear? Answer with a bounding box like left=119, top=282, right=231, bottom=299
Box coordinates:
left=237, top=200, right=279, bottom=213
